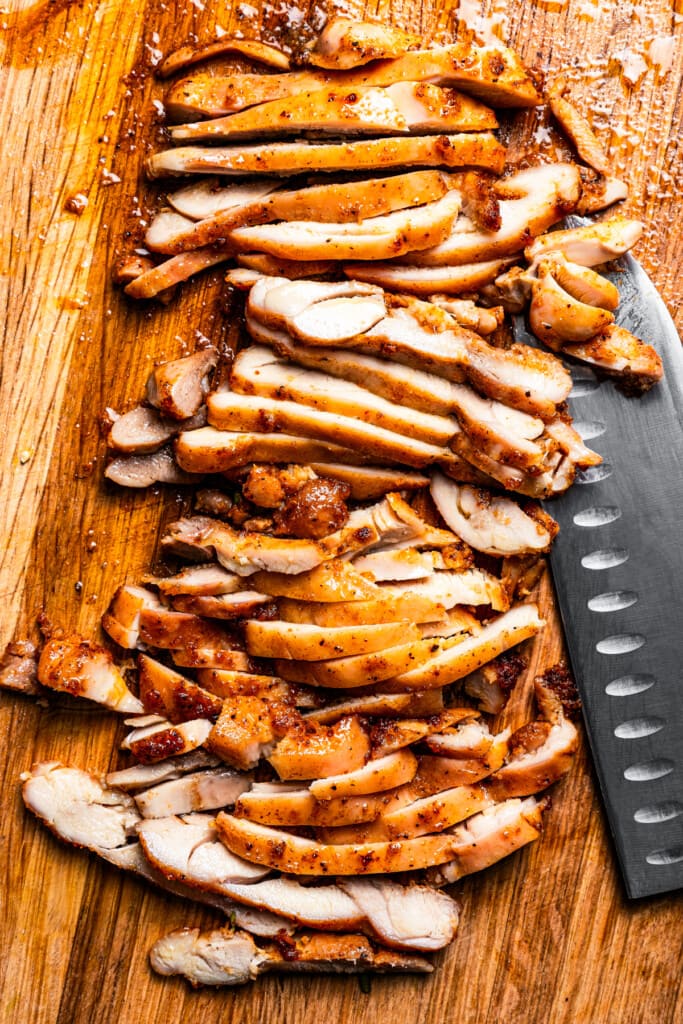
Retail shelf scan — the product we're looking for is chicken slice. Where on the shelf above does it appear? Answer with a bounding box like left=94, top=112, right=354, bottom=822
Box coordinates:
left=524, top=216, right=643, bottom=266
left=335, top=878, right=457, bottom=952
left=159, top=37, right=291, bottom=78
left=145, top=564, right=242, bottom=597
left=309, top=750, right=418, bottom=800
left=276, top=591, right=446, bottom=628
left=427, top=295, right=502, bottom=334
left=37, top=637, right=143, bottom=714
left=411, top=732, right=510, bottom=790
left=147, top=134, right=507, bottom=179
left=138, top=606, right=237, bottom=649
left=305, top=690, right=444, bottom=724
left=150, top=927, right=432, bottom=986
left=122, top=718, right=212, bottom=764
left=236, top=784, right=386, bottom=827
left=138, top=655, right=223, bottom=723
left=353, top=546, right=447, bottom=581
left=123, top=248, right=232, bottom=300
left=529, top=266, right=615, bottom=347
left=368, top=709, right=475, bottom=758
left=134, top=769, right=251, bottom=818
left=106, top=750, right=221, bottom=790
left=485, top=669, right=579, bottom=799
left=379, top=568, right=509, bottom=613
left=575, top=172, right=628, bottom=215
left=164, top=42, right=540, bottom=120
left=430, top=474, right=557, bottom=555
left=167, top=177, right=280, bottom=220
left=104, top=447, right=201, bottom=488
left=310, top=464, right=429, bottom=500
left=391, top=603, right=544, bottom=689
left=244, top=620, right=417, bottom=661
left=170, top=84, right=496, bottom=142
left=175, top=427, right=372, bottom=474
left=170, top=592, right=275, bottom=619
left=373, top=784, right=494, bottom=840
left=344, top=257, right=514, bottom=295
left=424, top=719, right=494, bottom=758
left=101, top=584, right=163, bottom=648
left=146, top=349, right=217, bottom=420
left=207, top=394, right=459, bottom=469
left=305, top=18, right=421, bottom=69
left=547, top=76, right=610, bottom=175
left=206, top=697, right=276, bottom=771
left=238, top=253, right=338, bottom=279
left=230, top=346, right=458, bottom=445
left=401, top=163, right=581, bottom=266
left=171, top=647, right=252, bottom=672
left=197, top=669, right=314, bottom=706
left=562, top=325, right=664, bottom=392
left=427, top=796, right=547, bottom=885
left=229, top=191, right=462, bottom=261
left=138, top=813, right=270, bottom=885
left=267, top=715, right=370, bottom=780
left=108, top=405, right=178, bottom=453
left=253, top=559, right=379, bottom=602
left=274, top=635, right=463, bottom=689
left=217, top=813, right=478, bottom=874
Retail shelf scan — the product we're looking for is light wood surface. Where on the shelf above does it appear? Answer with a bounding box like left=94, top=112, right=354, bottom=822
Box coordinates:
left=1, top=2, right=682, bottom=1022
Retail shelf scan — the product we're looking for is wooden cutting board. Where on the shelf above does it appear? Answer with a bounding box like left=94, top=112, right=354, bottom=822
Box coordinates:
left=1, top=2, right=682, bottom=1021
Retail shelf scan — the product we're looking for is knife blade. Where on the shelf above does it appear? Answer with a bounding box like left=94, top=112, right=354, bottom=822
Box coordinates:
left=514, top=248, right=683, bottom=899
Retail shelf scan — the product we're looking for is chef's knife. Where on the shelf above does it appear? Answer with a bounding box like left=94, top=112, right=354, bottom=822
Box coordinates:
left=514, top=246, right=683, bottom=899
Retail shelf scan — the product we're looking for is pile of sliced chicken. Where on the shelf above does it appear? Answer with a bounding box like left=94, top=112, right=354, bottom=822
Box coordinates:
left=115, top=16, right=663, bottom=393
left=18, top=457, right=580, bottom=986
left=11, top=15, right=664, bottom=992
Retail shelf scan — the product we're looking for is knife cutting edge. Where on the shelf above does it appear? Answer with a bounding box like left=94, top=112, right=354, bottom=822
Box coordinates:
left=515, top=245, right=683, bottom=898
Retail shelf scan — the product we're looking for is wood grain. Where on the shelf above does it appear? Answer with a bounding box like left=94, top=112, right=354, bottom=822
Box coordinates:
left=1, top=2, right=682, bottom=1022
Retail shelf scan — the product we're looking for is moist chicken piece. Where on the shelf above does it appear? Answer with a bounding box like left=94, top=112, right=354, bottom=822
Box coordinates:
left=105, top=447, right=201, bottom=488
left=37, top=636, right=143, bottom=714
left=253, top=559, right=379, bottom=602
left=575, top=171, right=628, bottom=214
left=430, top=473, right=557, bottom=555
left=0, top=640, right=40, bottom=695
left=134, top=768, right=251, bottom=818
left=230, top=346, right=458, bottom=445
left=138, top=813, right=270, bottom=885
left=524, top=216, right=643, bottom=266
left=562, top=325, right=664, bottom=392
left=305, top=18, right=421, bottom=69
left=106, top=750, right=221, bottom=790
left=241, top=463, right=316, bottom=508
left=229, top=191, right=463, bottom=262
left=309, top=749, right=418, bottom=800
left=146, top=134, right=507, bottom=179
left=529, top=266, right=615, bottom=348
left=159, top=37, right=291, bottom=77
left=239, top=253, right=338, bottom=279
left=337, top=783, right=493, bottom=842
left=138, top=606, right=237, bottom=649
left=352, top=546, right=449, bottom=581
left=427, top=796, right=547, bottom=885
left=538, top=254, right=620, bottom=310
left=206, top=696, right=278, bottom=770
left=267, top=715, right=370, bottom=780
left=124, top=248, right=232, bottom=300
left=273, top=478, right=350, bottom=539
left=427, top=295, right=502, bottom=334
left=145, top=564, right=242, bottom=597
left=167, top=178, right=280, bottom=220
left=546, top=76, right=610, bottom=175
left=216, top=812, right=474, bottom=874
left=423, top=719, right=494, bottom=758
left=485, top=670, right=579, bottom=799
left=391, top=603, right=544, bottom=689
left=146, top=349, right=217, bottom=420
left=175, top=427, right=373, bottom=474
left=245, top=620, right=419, bottom=661
left=305, top=690, right=444, bottom=724
left=235, top=784, right=387, bottom=827
left=171, top=647, right=252, bottom=672
left=108, top=405, right=178, bottom=453
left=169, top=83, right=497, bottom=142
left=123, top=718, right=213, bottom=764
left=397, top=163, right=581, bottom=267
left=368, top=709, right=476, bottom=757
left=344, top=257, right=515, bottom=295
left=163, top=42, right=540, bottom=120
left=196, top=669, right=313, bottom=706
left=275, top=592, right=447, bottom=628
left=379, top=567, right=509, bottom=613
left=461, top=651, right=527, bottom=713
left=149, top=927, right=432, bottom=987
left=170, top=592, right=275, bottom=619
left=310, top=464, right=429, bottom=500
left=138, top=655, right=224, bottom=723
left=103, top=587, right=186, bottom=644
left=219, top=876, right=459, bottom=951
left=410, top=731, right=510, bottom=790
left=544, top=417, right=602, bottom=468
